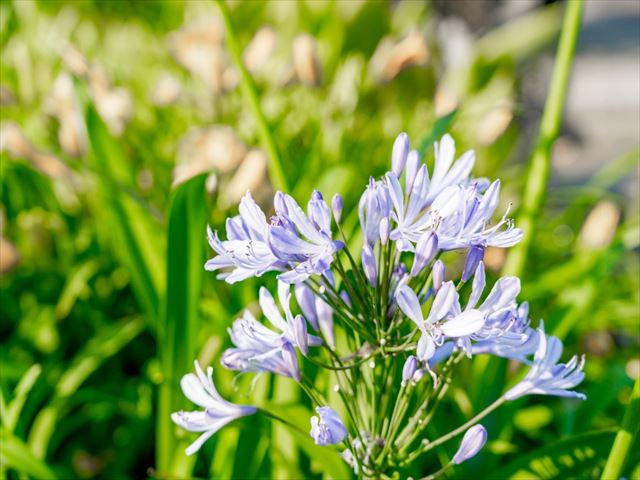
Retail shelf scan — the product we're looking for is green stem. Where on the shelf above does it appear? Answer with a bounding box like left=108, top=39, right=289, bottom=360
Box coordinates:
left=601, top=378, right=640, bottom=480
left=215, top=0, right=289, bottom=192
left=503, top=0, right=583, bottom=277
left=401, top=397, right=505, bottom=466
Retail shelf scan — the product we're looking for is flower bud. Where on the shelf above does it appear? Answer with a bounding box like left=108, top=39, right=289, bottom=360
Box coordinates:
left=379, top=217, right=390, bottom=245
left=405, top=149, right=420, bottom=192
left=462, top=245, right=485, bottom=282
left=293, top=314, right=309, bottom=356
left=432, top=259, right=445, bottom=291
left=361, top=244, right=378, bottom=287
left=294, top=284, right=319, bottom=331
left=340, top=290, right=351, bottom=308
left=452, top=425, right=487, bottom=464
left=392, top=132, right=409, bottom=176
left=402, top=355, right=417, bottom=386
left=410, top=231, right=438, bottom=277
left=332, top=193, right=343, bottom=223
left=282, top=341, right=300, bottom=382
left=412, top=368, right=425, bottom=384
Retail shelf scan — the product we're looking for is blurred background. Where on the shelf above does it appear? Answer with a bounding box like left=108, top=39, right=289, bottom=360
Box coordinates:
left=1, top=1, right=638, bottom=479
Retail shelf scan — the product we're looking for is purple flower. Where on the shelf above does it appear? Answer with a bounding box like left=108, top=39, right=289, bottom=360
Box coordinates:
left=269, top=191, right=344, bottom=283
left=391, top=132, right=409, bottom=176
left=380, top=217, right=390, bottom=245
left=452, top=425, right=487, bottom=464
left=359, top=178, right=391, bottom=246
left=395, top=282, right=485, bottom=361
left=461, top=245, right=485, bottom=282
left=433, top=180, right=522, bottom=250
left=205, top=192, right=284, bottom=283
left=361, top=244, right=378, bottom=286
left=432, top=259, right=445, bottom=291
left=294, top=283, right=335, bottom=347
left=332, top=193, right=343, bottom=223
left=310, top=406, right=348, bottom=446
left=171, top=361, right=256, bottom=455
left=221, top=282, right=322, bottom=380
left=402, top=355, right=418, bottom=386
left=410, top=231, right=438, bottom=277
left=453, top=262, right=535, bottom=359
left=504, top=328, right=586, bottom=401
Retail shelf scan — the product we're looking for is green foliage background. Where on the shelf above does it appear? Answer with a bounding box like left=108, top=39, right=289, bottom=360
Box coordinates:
left=1, top=1, right=638, bottom=479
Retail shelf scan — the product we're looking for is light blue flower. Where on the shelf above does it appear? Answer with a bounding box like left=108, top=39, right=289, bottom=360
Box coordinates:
left=269, top=191, right=344, bottom=283
left=171, top=361, right=256, bottom=455
left=310, top=406, right=348, bottom=446
left=396, top=281, right=485, bottom=361
left=452, top=424, right=488, bottom=464
left=359, top=177, right=391, bottom=246
left=221, top=282, right=322, bottom=380
left=205, top=192, right=284, bottom=283
left=504, top=327, right=586, bottom=400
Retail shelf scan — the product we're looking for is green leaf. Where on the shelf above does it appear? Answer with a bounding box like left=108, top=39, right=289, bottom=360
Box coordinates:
left=84, top=104, right=164, bottom=322
left=494, top=429, right=616, bottom=479
left=1, top=429, right=57, bottom=479
left=156, top=174, right=208, bottom=474
left=28, top=317, right=145, bottom=459
left=417, top=109, right=458, bottom=156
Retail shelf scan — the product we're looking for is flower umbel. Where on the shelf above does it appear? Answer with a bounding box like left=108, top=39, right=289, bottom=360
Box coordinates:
left=174, top=131, right=586, bottom=478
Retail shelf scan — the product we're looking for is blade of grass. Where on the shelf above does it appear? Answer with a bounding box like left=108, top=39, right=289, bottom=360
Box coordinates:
left=601, top=378, right=640, bottom=480
left=28, top=316, right=144, bottom=459
left=1, top=364, right=42, bottom=433
left=503, top=0, right=583, bottom=277
left=84, top=105, right=165, bottom=321
left=1, top=429, right=58, bottom=480
left=216, top=0, right=289, bottom=192
left=156, top=174, right=208, bottom=475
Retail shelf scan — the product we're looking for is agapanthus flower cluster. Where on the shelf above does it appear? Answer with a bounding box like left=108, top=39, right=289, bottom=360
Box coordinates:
left=171, top=132, right=586, bottom=478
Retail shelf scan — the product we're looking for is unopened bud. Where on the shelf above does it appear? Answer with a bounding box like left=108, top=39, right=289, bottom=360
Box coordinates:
left=282, top=342, right=300, bottom=382
left=293, top=314, right=309, bottom=356
left=452, top=425, right=487, bottom=464
left=462, top=245, right=485, bottom=282
left=432, top=259, right=445, bottom=291
left=405, top=150, right=420, bottom=192
left=402, top=355, right=417, bottom=385
left=361, top=244, right=378, bottom=287
left=379, top=217, right=390, bottom=245
left=332, top=193, right=343, bottom=223
left=391, top=132, right=409, bottom=176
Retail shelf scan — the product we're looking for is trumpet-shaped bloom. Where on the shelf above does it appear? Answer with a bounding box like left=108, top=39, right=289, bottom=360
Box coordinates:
left=269, top=191, right=344, bottom=283
left=452, top=425, right=488, bottom=464
left=504, top=328, right=586, bottom=400
left=221, top=282, right=322, bottom=380
left=396, top=281, right=485, bottom=361
left=206, top=192, right=284, bottom=283
left=310, top=406, right=348, bottom=446
left=171, top=361, right=256, bottom=455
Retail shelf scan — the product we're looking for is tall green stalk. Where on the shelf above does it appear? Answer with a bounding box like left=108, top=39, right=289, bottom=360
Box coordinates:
left=216, top=0, right=289, bottom=193
left=601, top=378, right=640, bottom=480
left=503, top=0, right=583, bottom=277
